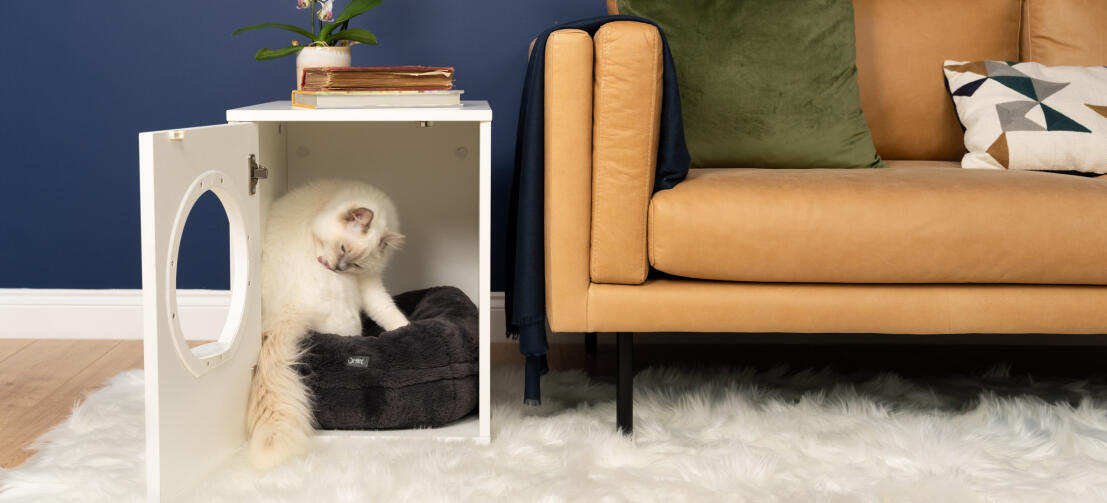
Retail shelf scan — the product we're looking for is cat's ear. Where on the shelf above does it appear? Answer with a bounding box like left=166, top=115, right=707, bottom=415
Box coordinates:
left=344, top=207, right=374, bottom=233
left=379, top=231, right=405, bottom=250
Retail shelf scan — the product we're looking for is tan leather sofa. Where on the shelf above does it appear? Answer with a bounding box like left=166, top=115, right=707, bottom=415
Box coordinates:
left=545, top=0, right=1107, bottom=431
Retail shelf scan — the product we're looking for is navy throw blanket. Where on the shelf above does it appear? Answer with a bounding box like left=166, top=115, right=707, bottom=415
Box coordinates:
left=506, top=15, right=691, bottom=405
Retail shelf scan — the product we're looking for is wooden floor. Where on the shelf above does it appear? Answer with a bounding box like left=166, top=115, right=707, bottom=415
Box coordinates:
left=0, top=340, right=144, bottom=468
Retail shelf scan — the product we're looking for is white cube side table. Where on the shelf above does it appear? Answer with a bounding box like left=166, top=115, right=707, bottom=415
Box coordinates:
left=139, top=101, right=492, bottom=502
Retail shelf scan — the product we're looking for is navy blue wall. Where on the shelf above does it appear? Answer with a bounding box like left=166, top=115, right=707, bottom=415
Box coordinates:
left=0, top=0, right=604, bottom=290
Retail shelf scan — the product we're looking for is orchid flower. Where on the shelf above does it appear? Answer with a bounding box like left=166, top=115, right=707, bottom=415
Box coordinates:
left=317, top=0, right=334, bottom=22
left=296, top=0, right=310, bottom=9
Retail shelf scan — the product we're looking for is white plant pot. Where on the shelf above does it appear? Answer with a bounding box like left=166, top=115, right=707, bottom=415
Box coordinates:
left=296, top=46, right=351, bottom=89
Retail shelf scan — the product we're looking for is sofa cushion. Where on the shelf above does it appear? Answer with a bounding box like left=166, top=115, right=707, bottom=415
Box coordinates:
left=1020, top=0, right=1107, bottom=66
left=853, top=0, right=1022, bottom=161
left=944, top=60, right=1107, bottom=173
left=648, top=165, right=1107, bottom=284
left=617, top=0, right=883, bottom=170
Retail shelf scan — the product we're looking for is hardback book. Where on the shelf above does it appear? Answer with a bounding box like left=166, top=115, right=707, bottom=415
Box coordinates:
left=301, top=66, right=454, bottom=90
left=291, top=89, right=464, bottom=109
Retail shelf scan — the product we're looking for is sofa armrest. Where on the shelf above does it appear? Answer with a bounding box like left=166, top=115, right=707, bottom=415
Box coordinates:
left=543, top=22, right=663, bottom=331
left=544, top=29, right=594, bottom=332
left=590, top=21, right=663, bottom=285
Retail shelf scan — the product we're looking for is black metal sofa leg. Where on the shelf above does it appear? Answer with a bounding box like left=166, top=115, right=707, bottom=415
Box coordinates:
left=584, top=332, right=597, bottom=354
left=616, top=332, right=633, bottom=435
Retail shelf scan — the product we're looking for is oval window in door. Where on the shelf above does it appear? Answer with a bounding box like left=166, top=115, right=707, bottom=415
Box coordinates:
left=174, top=190, right=230, bottom=346
left=166, top=171, right=251, bottom=376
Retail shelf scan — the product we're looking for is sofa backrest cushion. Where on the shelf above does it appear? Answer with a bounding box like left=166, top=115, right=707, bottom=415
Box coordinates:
left=852, top=0, right=1022, bottom=161
left=609, top=0, right=1022, bottom=162
left=1020, top=0, right=1107, bottom=66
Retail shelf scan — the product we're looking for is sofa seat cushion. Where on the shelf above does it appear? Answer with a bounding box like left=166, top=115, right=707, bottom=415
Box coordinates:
left=647, top=165, right=1107, bottom=284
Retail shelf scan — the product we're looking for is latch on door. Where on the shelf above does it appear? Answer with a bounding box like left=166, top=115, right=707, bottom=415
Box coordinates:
left=248, top=154, right=268, bottom=195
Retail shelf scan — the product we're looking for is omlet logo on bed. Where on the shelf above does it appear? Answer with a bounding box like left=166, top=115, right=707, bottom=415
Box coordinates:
left=346, top=356, right=370, bottom=368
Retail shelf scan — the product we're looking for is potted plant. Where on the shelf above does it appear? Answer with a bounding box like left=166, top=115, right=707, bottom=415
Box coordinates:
left=234, top=0, right=381, bottom=89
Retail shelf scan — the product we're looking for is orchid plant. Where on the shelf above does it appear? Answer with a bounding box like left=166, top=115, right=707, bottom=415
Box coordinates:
left=233, top=0, right=381, bottom=60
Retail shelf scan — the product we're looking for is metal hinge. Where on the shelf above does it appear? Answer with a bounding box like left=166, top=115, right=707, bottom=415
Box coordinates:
left=248, top=154, right=268, bottom=195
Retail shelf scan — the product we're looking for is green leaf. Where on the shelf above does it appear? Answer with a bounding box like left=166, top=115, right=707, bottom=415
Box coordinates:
left=254, top=45, right=306, bottom=60
left=326, top=28, right=378, bottom=45
left=233, top=22, right=318, bottom=42
left=320, top=0, right=382, bottom=39
left=334, top=0, right=382, bottom=23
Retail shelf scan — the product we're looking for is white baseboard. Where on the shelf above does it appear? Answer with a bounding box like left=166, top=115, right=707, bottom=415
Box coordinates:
left=0, top=289, right=515, bottom=342
left=0, top=289, right=232, bottom=340
left=0, top=289, right=583, bottom=344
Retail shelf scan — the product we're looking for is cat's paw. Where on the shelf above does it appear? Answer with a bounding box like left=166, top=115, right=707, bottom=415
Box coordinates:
left=382, top=319, right=410, bottom=332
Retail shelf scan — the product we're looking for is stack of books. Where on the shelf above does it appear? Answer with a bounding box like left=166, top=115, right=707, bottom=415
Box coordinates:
left=292, top=66, right=463, bottom=109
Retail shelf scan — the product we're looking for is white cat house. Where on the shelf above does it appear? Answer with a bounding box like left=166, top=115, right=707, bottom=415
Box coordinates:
left=138, top=101, right=492, bottom=502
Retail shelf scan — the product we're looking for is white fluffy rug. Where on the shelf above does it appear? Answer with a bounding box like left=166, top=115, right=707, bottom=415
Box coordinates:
left=4, top=365, right=1107, bottom=502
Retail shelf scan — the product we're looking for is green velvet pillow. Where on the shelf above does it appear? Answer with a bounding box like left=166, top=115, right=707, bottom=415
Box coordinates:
left=618, top=0, right=884, bottom=169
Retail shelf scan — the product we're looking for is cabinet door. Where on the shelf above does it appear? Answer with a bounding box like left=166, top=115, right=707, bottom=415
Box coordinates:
left=138, top=123, right=261, bottom=502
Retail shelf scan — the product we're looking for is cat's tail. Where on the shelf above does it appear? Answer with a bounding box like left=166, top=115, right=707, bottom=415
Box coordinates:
left=247, top=312, right=315, bottom=470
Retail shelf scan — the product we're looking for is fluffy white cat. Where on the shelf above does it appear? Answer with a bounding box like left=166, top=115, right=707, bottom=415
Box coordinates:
left=248, top=179, right=408, bottom=469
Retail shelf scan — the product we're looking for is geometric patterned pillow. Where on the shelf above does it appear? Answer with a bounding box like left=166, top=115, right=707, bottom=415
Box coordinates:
left=943, top=60, right=1107, bottom=173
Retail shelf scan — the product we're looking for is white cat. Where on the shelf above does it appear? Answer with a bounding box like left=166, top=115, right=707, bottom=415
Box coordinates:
left=248, top=179, right=409, bottom=469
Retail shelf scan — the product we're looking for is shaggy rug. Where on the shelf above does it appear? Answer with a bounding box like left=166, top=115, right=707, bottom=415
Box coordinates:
left=4, top=365, right=1107, bottom=502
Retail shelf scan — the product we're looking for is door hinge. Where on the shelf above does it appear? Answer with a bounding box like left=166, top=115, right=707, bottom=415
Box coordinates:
left=248, top=154, right=268, bottom=196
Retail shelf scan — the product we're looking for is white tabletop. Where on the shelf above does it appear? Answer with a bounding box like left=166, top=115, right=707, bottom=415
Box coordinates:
left=226, top=100, right=492, bottom=122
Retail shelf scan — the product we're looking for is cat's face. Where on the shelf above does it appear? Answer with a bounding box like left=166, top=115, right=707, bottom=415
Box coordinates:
left=311, top=206, right=403, bottom=274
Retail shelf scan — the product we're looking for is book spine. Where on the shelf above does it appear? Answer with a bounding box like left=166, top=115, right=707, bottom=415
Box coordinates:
left=290, top=90, right=317, bottom=109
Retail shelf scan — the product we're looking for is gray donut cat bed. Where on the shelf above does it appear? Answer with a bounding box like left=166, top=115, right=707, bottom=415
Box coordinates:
left=298, top=286, right=479, bottom=430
